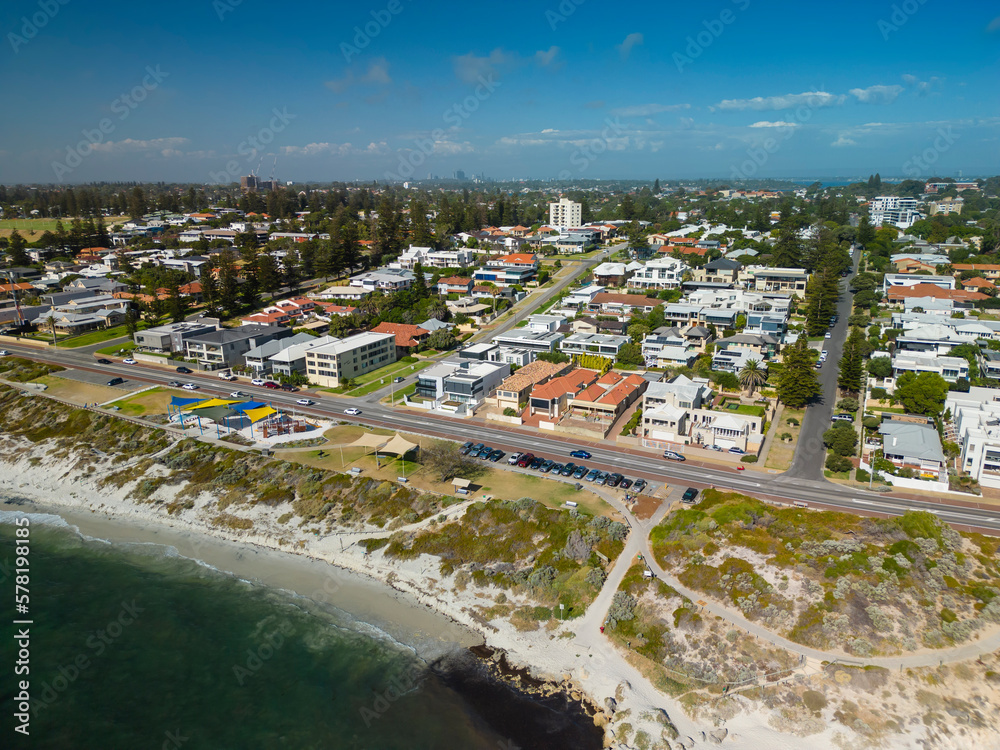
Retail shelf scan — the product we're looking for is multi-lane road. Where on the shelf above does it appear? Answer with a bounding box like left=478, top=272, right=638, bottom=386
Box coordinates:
left=3, top=338, right=999, bottom=535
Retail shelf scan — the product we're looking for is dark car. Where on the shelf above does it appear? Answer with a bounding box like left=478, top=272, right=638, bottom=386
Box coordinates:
left=539, top=460, right=554, bottom=473
left=478, top=446, right=493, bottom=459
left=168, top=381, right=182, bottom=387
left=728, top=446, right=745, bottom=455
left=632, top=479, right=647, bottom=493
left=620, top=478, right=632, bottom=490
left=106, top=377, right=124, bottom=386
left=550, top=463, right=564, bottom=475
left=572, top=465, right=588, bottom=479
left=585, top=469, right=600, bottom=482
left=607, top=473, right=623, bottom=487
left=176, top=366, right=192, bottom=374
left=96, top=358, right=111, bottom=364
left=461, top=441, right=473, bottom=452
left=488, top=449, right=504, bottom=462
left=681, top=487, right=699, bottom=503
left=279, top=384, right=298, bottom=392
left=529, top=457, right=544, bottom=471
left=561, top=462, right=576, bottom=477
left=262, top=381, right=280, bottom=390
left=517, top=453, right=534, bottom=468
left=569, top=449, right=591, bottom=459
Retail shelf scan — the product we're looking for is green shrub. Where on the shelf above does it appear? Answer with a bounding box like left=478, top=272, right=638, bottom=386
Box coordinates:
left=786, top=417, right=799, bottom=426
left=855, top=468, right=870, bottom=482
left=740, top=455, right=757, bottom=463
left=825, top=454, right=853, bottom=473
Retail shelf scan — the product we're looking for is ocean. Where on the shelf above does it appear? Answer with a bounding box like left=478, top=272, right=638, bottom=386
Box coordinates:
left=0, top=512, right=602, bottom=750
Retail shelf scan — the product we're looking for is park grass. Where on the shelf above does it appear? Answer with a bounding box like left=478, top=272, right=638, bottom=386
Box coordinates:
left=55, top=323, right=142, bottom=349
left=108, top=386, right=174, bottom=417
left=345, top=361, right=432, bottom=397
left=765, top=407, right=805, bottom=471
left=31, top=374, right=124, bottom=405
left=321, top=424, right=394, bottom=444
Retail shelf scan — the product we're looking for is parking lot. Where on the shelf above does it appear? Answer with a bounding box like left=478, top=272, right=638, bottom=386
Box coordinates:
left=50, top=367, right=135, bottom=390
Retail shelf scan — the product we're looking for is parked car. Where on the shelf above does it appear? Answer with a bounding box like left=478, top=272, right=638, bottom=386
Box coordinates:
left=550, top=463, right=564, bottom=475
left=182, top=383, right=199, bottom=390
left=295, top=399, right=313, bottom=406
left=573, top=465, right=588, bottom=479
left=262, top=381, right=280, bottom=389
left=393, top=377, right=405, bottom=383
left=560, top=463, right=576, bottom=477
left=106, top=377, right=124, bottom=386
left=704, top=445, right=722, bottom=452
left=344, top=408, right=361, bottom=416
left=594, top=471, right=608, bottom=484
left=507, top=452, right=521, bottom=465
left=280, top=384, right=299, bottom=392
left=230, top=391, right=244, bottom=398
left=824, top=332, right=832, bottom=339
left=607, top=473, right=623, bottom=487
left=681, top=488, right=699, bottom=503
left=176, top=366, right=192, bottom=374
left=168, top=381, right=182, bottom=387
left=663, top=450, right=686, bottom=461
left=585, top=469, right=600, bottom=482
left=488, top=449, right=504, bottom=462
left=632, top=479, right=647, bottom=493
left=529, top=457, right=544, bottom=470
left=122, top=358, right=136, bottom=365
left=619, top=478, right=632, bottom=490
left=461, top=441, right=473, bottom=452
left=728, top=446, right=745, bottom=455
left=0, top=350, right=8, bottom=356
left=96, top=359, right=111, bottom=364
left=539, top=460, right=554, bottom=473
left=460, top=445, right=473, bottom=456
left=569, top=449, right=591, bottom=459
left=471, top=443, right=484, bottom=455
left=831, top=414, right=853, bottom=422
left=517, top=453, right=534, bottom=468
left=478, top=446, right=493, bottom=459
left=251, top=378, right=266, bottom=386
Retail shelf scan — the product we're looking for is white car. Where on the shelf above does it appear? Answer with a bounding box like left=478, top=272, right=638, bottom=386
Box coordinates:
left=250, top=378, right=266, bottom=386
left=0, top=350, right=9, bottom=356
left=182, top=383, right=199, bottom=390
left=344, top=408, right=361, bottom=416
left=507, top=452, right=522, bottom=465
left=295, top=398, right=313, bottom=406
left=824, top=332, right=832, bottom=339
left=229, top=391, right=244, bottom=398
left=122, top=358, right=137, bottom=364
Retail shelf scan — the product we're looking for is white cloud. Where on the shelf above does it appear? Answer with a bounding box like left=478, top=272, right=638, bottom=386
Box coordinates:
left=611, top=103, right=690, bottom=117
left=902, top=74, right=943, bottom=95
left=534, top=46, right=561, bottom=67
left=281, top=142, right=353, bottom=156
left=451, top=47, right=557, bottom=83
left=325, top=58, right=392, bottom=92
left=749, top=121, right=799, bottom=128
left=713, top=91, right=843, bottom=111
left=616, top=33, right=643, bottom=59
left=90, top=137, right=188, bottom=153
left=849, top=84, right=903, bottom=104
left=831, top=135, right=857, bottom=147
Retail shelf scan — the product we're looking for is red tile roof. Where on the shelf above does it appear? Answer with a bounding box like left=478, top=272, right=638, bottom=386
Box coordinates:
left=962, top=277, right=996, bottom=290
left=530, top=369, right=599, bottom=402
left=437, top=276, right=472, bottom=286
left=886, top=284, right=987, bottom=302
left=370, top=322, right=429, bottom=348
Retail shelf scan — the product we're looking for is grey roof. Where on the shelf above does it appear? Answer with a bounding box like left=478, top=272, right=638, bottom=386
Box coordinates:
left=245, top=332, right=317, bottom=360
left=186, top=324, right=285, bottom=345
left=418, top=318, right=451, bottom=332
left=879, top=421, right=945, bottom=463
left=704, top=258, right=742, bottom=271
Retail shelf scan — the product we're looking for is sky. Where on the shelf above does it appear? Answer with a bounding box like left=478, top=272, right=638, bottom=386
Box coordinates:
left=1, top=0, right=999, bottom=185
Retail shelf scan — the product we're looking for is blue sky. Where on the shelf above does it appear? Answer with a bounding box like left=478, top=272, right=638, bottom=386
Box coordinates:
left=1, top=0, right=998, bottom=184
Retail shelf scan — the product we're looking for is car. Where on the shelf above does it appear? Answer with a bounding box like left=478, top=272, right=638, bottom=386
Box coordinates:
left=97, top=359, right=111, bottom=364
left=344, top=408, right=361, bottom=416
left=507, top=452, right=522, bottom=465
left=461, top=441, right=473, bottom=452
left=182, top=383, right=199, bottom=390
left=632, top=479, right=647, bottom=493
left=585, top=469, right=600, bottom=482
left=620, top=478, right=632, bottom=490
left=551, top=463, right=565, bottom=475
left=280, top=384, right=299, bottom=392
left=106, top=377, right=124, bottom=386
left=230, top=391, right=244, bottom=398
left=251, top=378, right=266, bottom=386
left=728, top=446, right=745, bottom=455
left=569, top=449, right=591, bottom=459
left=681, top=488, right=699, bottom=503
left=393, top=377, right=405, bottom=383
left=460, top=445, right=472, bottom=456
left=472, top=443, right=485, bottom=455
left=530, top=457, right=544, bottom=470
left=122, top=358, right=136, bottom=365
left=572, top=465, right=588, bottom=479
left=815, top=361, right=823, bottom=369
left=824, top=332, right=832, bottom=339
left=607, top=473, right=623, bottom=488
left=0, top=350, right=8, bottom=356
left=663, top=450, right=686, bottom=462
left=517, top=453, right=534, bottom=468
left=176, top=366, right=192, bottom=374
left=595, top=471, right=608, bottom=484
left=218, top=372, right=237, bottom=381
left=736, top=465, right=746, bottom=471
left=831, top=414, right=853, bottom=422
left=540, top=460, right=554, bottom=473
left=262, top=381, right=280, bottom=389
left=561, top=463, right=576, bottom=477
left=489, top=450, right=504, bottom=463
left=168, top=380, right=182, bottom=387
left=704, top=444, right=722, bottom=452
left=295, top=399, right=313, bottom=406
left=478, top=446, right=493, bottom=459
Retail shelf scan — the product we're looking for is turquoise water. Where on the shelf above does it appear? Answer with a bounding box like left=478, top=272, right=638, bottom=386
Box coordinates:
left=0, top=519, right=601, bottom=749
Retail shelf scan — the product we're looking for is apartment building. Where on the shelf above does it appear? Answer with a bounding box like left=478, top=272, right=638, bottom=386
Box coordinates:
left=740, top=266, right=809, bottom=296
left=549, top=198, right=582, bottom=229
left=871, top=196, right=922, bottom=228
left=627, top=257, right=688, bottom=291
left=303, top=331, right=396, bottom=387
left=134, top=320, right=221, bottom=352
left=184, top=325, right=293, bottom=370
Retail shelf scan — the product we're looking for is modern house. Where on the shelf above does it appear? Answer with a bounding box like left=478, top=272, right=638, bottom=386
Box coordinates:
left=740, top=266, right=809, bottom=296
left=303, top=331, right=397, bottom=387
left=559, top=332, right=629, bottom=357
left=183, top=325, right=293, bottom=370
left=586, top=293, right=662, bottom=317
left=349, top=269, right=415, bottom=292
left=243, top=332, right=321, bottom=376
left=627, top=257, right=688, bottom=291
left=134, top=321, right=221, bottom=352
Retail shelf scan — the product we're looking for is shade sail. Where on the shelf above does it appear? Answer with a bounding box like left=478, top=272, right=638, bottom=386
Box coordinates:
left=230, top=401, right=268, bottom=413
left=187, top=398, right=241, bottom=410
left=347, top=433, right=390, bottom=449
left=243, top=405, right=277, bottom=423
left=381, top=434, right=418, bottom=456
left=451, top=477, right=471, bottom=488
left=190, top=404, right=239, bottom=422
left=170, top=396, right=207, bottom=408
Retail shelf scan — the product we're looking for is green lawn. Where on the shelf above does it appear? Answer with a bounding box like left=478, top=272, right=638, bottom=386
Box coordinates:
left=720, top=401, right=767, bottom=417
left=382, top=383, right=417, bottom=405
left=97, top=341, right=138, bottom=355
left=323, top=359, right=433, bottom=396
left=56, top=322, right=153, bottom=349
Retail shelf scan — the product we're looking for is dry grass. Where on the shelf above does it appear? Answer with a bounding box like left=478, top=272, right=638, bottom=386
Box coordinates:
left=109, top=386, right=175, bottom=416
left=321, top=424, right=394, bottom=444
left=765, top=408, right=805, bottom=471
left=33, top=375, right=125, bottom=405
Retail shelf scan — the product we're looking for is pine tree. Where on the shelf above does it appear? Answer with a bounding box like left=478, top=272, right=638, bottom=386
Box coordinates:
left=777, top=339, right=821, bottom=408
left=771, top=222, right=803, bottom=268
left=7, top=230, right=29, bottom=266
left=216, top=249, right=240, bottom=313
left=167, top=281, right=187, bottom=323
left=837, top=327, right=866, bottom=393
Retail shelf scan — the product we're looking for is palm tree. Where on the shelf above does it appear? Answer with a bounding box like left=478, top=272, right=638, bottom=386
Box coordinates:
left=738, top=358, right=767, bottom=396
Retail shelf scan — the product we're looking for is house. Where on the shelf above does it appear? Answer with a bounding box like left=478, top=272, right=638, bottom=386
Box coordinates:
left=979, top=350, right=1000, bottom=380
left=947, top=387, right=1000, bottom=488
left=627, top=258, right=688, bottom=290
left=370, top=322, right=430, bottom=356
left=316, top=286, right=371, bottom=302
left=243, top=332, right=321, bottom=375
left=44, top=308, right=126, bottom=335
left=268, top=335, right=342, bottom=378
left=417, top=317, right=452, bottom=333
left=314, top=302, right=358, bottom=318
left=640, top=375, right=765, bottom=452
left=133, top=321, right=221, bottom=352
left=391, top=245, right=475, bottom=270
left=494, top=359, right=573, bottom=413
left=349, top=269, right=414, bottom=292
left=886, top=285, right=986, bottom=304
left=472, top=266, right=536, bottom=288
left=184, top=325, right=294, bottom=370
left=890, top=351, right=969, bottom=384
left=712, top=347, right=763, bottom=374
left=875, top=419, right=947, bottom=481
left=572, top=316, right=627, bottom=336
left=438, top=360, right=510, bottom=407
left=694, top=258, right=742, bottom=285
left=241, top=310, right=292, bottom=326
left=641, top=332, right=699, bottom=368
left=486, top=253, right=539, bottom=270
left=526, top=314, right=567, bottom=333
left=563, top=285, right=606, bottom=308
left=559, top=332, right=630, bottom=357
left=304, top=331, right=397, bottom=387
left=895, top=324, right=979, bottom=355
left=587, top=293, right=661, bottom=317
left=714, top=333, right=780, bottom=360
left=591, top=261, right=643, bottom=287
left=882, top=274, right=956, bottom=293
left=953, top=264, right=1000, bottom=281
left=566, top=372, right=648, bottom=428
left=436, top=277, right=474, bottom=295
left=740, top=266, right=809, bottom=296
left=528, top=369, right=600, bottom=420
left=491, top=330, right=564, bottom=357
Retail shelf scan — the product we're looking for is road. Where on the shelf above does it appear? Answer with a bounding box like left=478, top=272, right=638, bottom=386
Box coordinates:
left=5, top=339, right=1000, bottom=534
left=784, top=245, right=861, bottom=481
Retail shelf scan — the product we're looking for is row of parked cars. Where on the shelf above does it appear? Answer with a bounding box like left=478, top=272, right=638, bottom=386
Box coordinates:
left=460, top=443, right=649, bottom=493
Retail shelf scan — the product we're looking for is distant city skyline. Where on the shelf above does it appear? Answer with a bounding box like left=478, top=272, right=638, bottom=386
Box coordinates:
left=1, top=1, right=998, bottom=184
